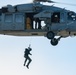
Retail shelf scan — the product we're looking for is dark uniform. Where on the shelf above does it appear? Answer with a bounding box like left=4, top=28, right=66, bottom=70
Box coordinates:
left=24, top=47, right=32, bottom=69
left=35, top=18, right=41, bottom=29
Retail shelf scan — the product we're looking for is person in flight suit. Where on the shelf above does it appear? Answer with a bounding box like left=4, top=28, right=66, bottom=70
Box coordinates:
left=23, top=47, right=32, bottom=69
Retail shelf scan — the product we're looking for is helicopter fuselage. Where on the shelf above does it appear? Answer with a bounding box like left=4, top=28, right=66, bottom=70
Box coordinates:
left=0, top=2, right=76, bottom=45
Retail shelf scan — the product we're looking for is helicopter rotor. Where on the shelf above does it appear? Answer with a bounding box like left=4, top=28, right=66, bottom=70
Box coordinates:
left=33, top=0, right=76, bottom=6
left=48, top=1, right=76, bottom=6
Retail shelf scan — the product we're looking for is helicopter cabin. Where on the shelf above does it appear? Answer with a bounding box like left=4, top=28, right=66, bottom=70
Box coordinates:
left=0, top=4, right=48, bottom=36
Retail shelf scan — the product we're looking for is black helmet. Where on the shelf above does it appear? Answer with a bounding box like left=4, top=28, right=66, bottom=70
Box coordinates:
left=28, top=47, right=32, bottom=51
left=25, top=48, right=28, bottom=51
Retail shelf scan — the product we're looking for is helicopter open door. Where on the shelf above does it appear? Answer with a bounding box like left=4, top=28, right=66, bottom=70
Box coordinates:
left=25, top=13, right=34, bottom=29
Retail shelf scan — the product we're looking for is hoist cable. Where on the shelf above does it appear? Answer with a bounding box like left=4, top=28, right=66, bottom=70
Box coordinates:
left=29, top=37, right=32, bottom=47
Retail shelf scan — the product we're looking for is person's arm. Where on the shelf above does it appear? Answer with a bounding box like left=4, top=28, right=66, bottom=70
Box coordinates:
left=29, top=52, right=32, bottom=55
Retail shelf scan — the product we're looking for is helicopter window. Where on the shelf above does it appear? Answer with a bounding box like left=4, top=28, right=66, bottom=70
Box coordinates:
left=15, top=14, right=23, bottom=23
left=51, top=12, right=60, bottom=23
left=5, top=14, right=13, bottom=23
left=68, top=12, right=76, bottom=21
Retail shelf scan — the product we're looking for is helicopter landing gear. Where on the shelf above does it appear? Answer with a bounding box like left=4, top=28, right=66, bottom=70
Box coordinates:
left=46, top=31, right=62, bottom=46
left=50, top=38, right=58, bottom=46
left=50, top=36, right=62, bottom=46
left=46, top=31, right=55, bottom=39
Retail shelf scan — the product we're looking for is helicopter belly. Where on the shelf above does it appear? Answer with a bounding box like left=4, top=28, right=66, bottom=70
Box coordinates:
left=0, top=30, right=47, bottom=36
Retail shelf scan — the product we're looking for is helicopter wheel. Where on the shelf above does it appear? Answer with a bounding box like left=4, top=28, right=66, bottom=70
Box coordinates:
left=46, top=31, right=55, bottom=39
left=50, top=38, right=58, bottom=46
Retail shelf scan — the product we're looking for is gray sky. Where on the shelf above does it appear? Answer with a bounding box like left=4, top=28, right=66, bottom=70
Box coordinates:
left=0, top=0, right=76, bottom=75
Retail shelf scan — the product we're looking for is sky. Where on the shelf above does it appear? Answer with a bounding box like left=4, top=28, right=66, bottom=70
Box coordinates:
left=0, top=0, right=76, bottom=75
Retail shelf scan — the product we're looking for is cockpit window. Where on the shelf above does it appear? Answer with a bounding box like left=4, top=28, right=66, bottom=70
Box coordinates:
left=68, top=12, right=76, bottom=21
left=51, top=12, right=60, bottom=23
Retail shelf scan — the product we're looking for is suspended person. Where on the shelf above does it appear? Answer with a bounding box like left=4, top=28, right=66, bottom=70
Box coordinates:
left=23, top=47, right=32, bottom=69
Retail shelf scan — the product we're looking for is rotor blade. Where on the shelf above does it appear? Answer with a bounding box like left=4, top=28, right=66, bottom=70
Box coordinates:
left=48, top=1, right=76, bottom=6
left=56, top=2, right=76, bottom=6
left=47, top=1, right=55, bottom=3
left=47, top=1, right=56, bottom=3
left=33, top=0, right=51, bottom=2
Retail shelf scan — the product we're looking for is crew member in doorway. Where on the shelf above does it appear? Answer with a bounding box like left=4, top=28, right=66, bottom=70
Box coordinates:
left=35, top=18, right=41, bottom=29
left=23, top=47, right=32, bottom=69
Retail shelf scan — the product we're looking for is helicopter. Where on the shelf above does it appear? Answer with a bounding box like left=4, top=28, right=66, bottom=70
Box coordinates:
left=0, top=0, right=76, bottom=46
